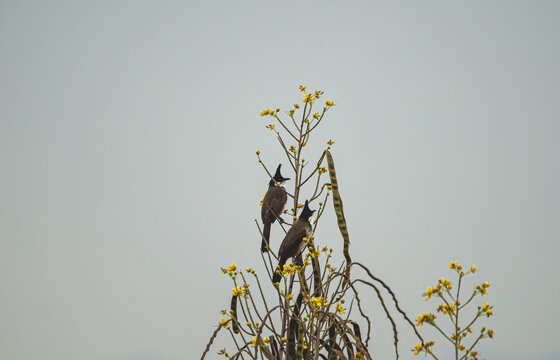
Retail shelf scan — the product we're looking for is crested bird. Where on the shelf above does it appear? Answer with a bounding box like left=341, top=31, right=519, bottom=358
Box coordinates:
left=272, top=200, right=315, bottom=284
left=260, top=164, right=290, bottom=252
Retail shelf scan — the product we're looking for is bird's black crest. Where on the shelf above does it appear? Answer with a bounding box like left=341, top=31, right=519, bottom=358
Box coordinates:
left=270, top=164, right=290, bottom=185
left=299, top=200, right=315, bottom=219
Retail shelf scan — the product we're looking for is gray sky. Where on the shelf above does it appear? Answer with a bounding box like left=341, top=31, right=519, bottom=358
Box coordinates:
left=1, top=1, right=559, bottom=359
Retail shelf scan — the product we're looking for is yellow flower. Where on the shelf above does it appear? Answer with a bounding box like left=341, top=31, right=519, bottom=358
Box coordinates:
left=327, top=139, right=334, bottom=146
left=281, top=337, right=287, bottom=342
left=471, top=265, right=477, bottom=272
left=246, top=321, right=251, bottom=326
left=232, top=287, right=243, bottom=296
left=263, top=337, right=270, bottom=344
left=294, top=103, right=300, bottom=109
left=335, top=303, right=346, bottom=315
left=486, top=308, right=493, bottom=316
left=311, top=296, right=326, bottom=308
left=299, top=85, right=307, bottom=92
left=260, top=108, right=271, bottom=116
left=251, top=336, right=257, bottom=348
left=487, top=329, right=494, bottom=338
left=246, top=267, right=253, bottom=273
left=286, top=294, right=293, bottom=301
left=415, top=312, right=436, bottom=326
left=326, top=99, right=334, bottom=106
left=413, top=341, right=422, bottom=355
left=423, top=286, right=435, bottom=301
left=483, top=301, right=489, bottom=311
left=313, top=112, right=320, bottom=119
left=227, top=263, right=237, bottom=272
left=220, top=317, right=230, bottom=328
left=482, top=282, right=490, bottom=288
left=303, top=93, right=315, bottom=103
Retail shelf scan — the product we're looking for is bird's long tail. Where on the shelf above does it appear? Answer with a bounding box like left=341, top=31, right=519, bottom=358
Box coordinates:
left=261, top=222, right=271, bottom=253
left=271, top=258, right=286, bottom=284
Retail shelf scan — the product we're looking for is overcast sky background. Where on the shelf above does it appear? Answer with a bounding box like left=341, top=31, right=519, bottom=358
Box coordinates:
left=1, top=1, right=559, bottom=360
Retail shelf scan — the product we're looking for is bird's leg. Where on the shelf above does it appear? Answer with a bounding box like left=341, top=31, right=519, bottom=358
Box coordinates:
left=294, top=253, right=304, bottom=267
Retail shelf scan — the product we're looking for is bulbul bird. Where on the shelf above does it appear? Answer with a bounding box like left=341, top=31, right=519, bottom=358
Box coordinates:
left=272, top=200, right=315, bottom=284
left=261, top=164, right=290, bottom=252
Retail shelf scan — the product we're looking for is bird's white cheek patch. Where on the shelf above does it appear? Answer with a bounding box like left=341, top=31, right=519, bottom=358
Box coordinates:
left=309, top=216, right=314, bottom=225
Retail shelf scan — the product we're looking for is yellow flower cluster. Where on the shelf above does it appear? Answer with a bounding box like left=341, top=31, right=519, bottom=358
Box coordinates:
left=312, top=112, right=320, bottom=119
left=305, top=245, right=321, bottom=258
left=318, top=166, right=328, bottom=174
left=326, top=99, right=335, bottom=106
left=412, top=341, right=435, bottom=355
left=476, top=282, right=490, bottom=295
left=219, top=317, right=230, bottom=329
left=282, top=262, right=298, bottom=276
left=299, top=85, right=306, bottom=92
left=423, top=285, right=440, bottom=301
left=232, top=286, right=244, bottom=297
left=310, top=296, right=328, bottom=308
left=416, top=312, right=436, bottom=326
left=439, top=278, right=452, bottom=288
left=266, top=123, right=275, bottom=131
left=448, top=260, right=463, bottom=272
left=327, top=139, right=334, bottom=146
left=260, top=108, right=275, bottom=116
left=335, top=302, right=346, bottom=315
left=413, top=342, right=422, bottom=355
left=482, top=301, right=493, bottom=317
left=423, top=278, right=452, bottom=301
left=221, top=262, right=238, bottom=278
left=303, top=93, right=316, bottom=103
left=436, top=302, right=457, bottom=315
left=487, top=329, right=495, bottom=338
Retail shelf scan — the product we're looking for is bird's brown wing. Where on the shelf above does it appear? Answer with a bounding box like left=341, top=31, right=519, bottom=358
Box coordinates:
left=278, top=221, right=311, bottom=260
left=262, top=187, right=287, bottom=224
